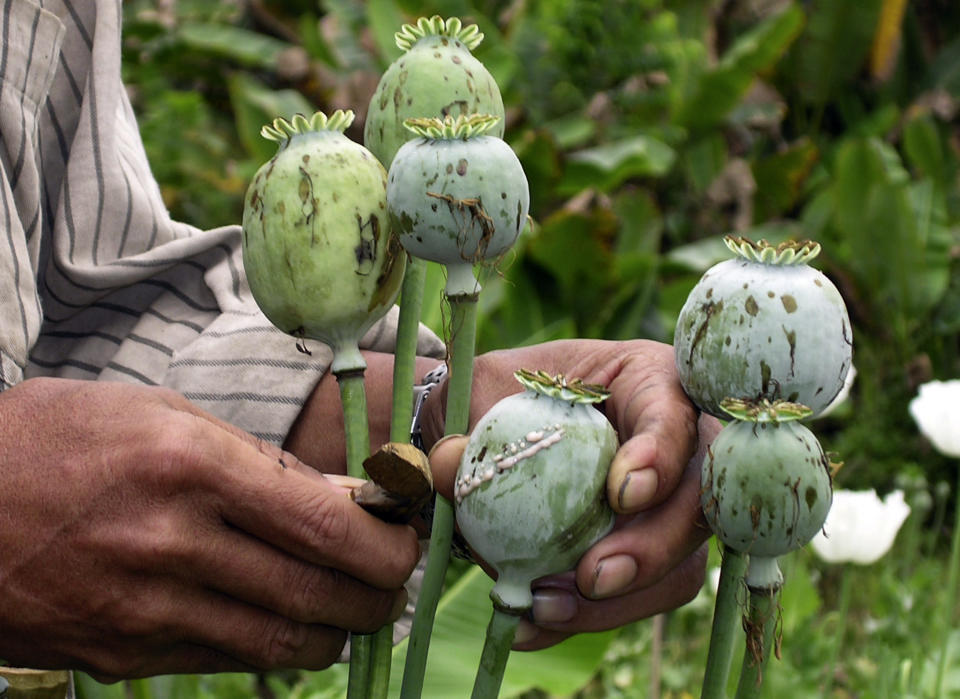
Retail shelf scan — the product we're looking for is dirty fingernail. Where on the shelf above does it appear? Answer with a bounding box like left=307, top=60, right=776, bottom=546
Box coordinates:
left=617, top=468, right=659, bottom=511
left=591, top=554, right=638, bottom=599
left=513, top=619, right=539, bottom=646
left=532, top=589, right=577, bottom=624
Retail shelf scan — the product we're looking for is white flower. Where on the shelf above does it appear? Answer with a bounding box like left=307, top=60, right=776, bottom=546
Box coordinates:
left=810, top=489, right=911, bottom=565
left=909, top=379, right=960, bottom=458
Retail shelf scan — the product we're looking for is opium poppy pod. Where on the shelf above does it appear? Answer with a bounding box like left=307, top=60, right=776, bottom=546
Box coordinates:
left=242, top=110, right=405, bottom=372
left=455, top=370, right=617, bottom=612
left=386, top=114, right=529, bottom=297
left=674, top=237, right=853, bottom=419
left=364, top=16, right=505, bottom=168
left=701, top=399, right=833, bottom=586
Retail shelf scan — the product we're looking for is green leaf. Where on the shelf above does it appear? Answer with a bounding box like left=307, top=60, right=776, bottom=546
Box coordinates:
left=903, top=113, right=946, bottom=184
left=684, top=134, right=728, bottom=195
left=752, top=138, right=820, bottom=221
left=675, top=3, right=805, bottom=129
left=228, top=73, right=317, bottom=163
left=827, top=138, right=950, bottom=322
left=366, top=0, right=405, bottom=65
left=388, top=566, right=614, bottom=697
left=786, top=0, right=883, bottom=107
left=559, top=135, right=676, bottom=195
left=176, top=23, right=294, bottom=69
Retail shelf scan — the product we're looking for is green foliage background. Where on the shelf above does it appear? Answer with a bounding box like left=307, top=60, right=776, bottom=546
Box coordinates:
left=95, top=0, right=960, bottom=696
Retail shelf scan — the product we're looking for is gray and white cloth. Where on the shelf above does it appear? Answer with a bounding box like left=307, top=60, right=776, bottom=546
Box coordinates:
left=0, top=0, right=443, bottom=440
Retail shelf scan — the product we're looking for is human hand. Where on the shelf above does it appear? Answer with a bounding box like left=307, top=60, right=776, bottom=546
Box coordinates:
left=421, top=339, right=720, bottom=650
left=0, top=378, right=419, bottom=680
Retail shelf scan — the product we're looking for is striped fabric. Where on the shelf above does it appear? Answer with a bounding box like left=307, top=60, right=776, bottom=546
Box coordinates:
left=0, top=0, right=443, bottom=442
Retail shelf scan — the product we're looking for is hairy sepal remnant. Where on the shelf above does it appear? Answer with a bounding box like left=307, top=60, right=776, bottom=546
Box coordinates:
left=363, top=16, right=505, bottom=168
left=700, top=405, right=832, bottom=563
left=454, top=372, right=616, bottom=612
left=387, top=115, right=529, bottom=297
left=242, top=110, right=404, bottom=368
left=673, top=236, right=852, bottom=419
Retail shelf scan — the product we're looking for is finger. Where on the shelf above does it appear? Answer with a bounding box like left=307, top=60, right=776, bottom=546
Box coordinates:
left=426, top=434, right=469, bottom=500
left=513, top=543, right=708, bottom=651
left=163, top=389, right=329, bottom=483
left=576, top=433, right=712, bottom=600
left=178, top=517, right=408, bottom=631
left=80, top=584, right=351, bottom=677
left=172, top=412, right=421, bottom=590
left=604, top=347, right=704, bottom=513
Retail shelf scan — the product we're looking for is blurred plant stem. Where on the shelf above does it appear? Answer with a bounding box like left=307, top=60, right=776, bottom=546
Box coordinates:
left=823, top=567, right=853, bottom=696
left=934, top=467, right=960, bottom=698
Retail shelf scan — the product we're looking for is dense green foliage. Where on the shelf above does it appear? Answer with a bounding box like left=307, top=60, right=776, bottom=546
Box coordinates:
left=93, top=1, right=960, bottom=696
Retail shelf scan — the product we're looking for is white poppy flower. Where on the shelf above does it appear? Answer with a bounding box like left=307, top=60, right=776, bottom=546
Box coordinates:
left=810, top=489, right=911, bottom=565
left=908, top=379, right=960, bottom=458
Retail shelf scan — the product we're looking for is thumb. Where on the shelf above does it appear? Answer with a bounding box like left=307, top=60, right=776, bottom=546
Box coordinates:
left=428, top=434, right=469, bottom=500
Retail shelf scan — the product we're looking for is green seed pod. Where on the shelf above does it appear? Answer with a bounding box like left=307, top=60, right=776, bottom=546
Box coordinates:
left=364, top=16, right=505, bottom=168
left=386, top=114, right=529, bottom=297
left=242, top=111, right=404, bottom=372
left=455, top=370, right=617, bottom=612
left=674, top=236, right=853, bottom=419
left=701, top=400, right=833, bottom=583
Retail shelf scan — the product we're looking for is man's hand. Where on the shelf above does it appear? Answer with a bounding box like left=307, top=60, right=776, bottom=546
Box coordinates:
left=422, top=339, right=720, bottom=650
left=0, top=378, right=419, bottom=680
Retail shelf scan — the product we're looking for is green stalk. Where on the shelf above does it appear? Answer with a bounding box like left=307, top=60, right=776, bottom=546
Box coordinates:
left=354, top=256, right=429, bottom=699
left=337, top=370, right=371, bottom=479
left=934, top=466, right=960, bottom=698
left=701, top=547, right=749, bottom=699
left=337, top=369, right=375, bottom=699
left=823, top=566, right=852, bottom=696
left=391, top=256, right=429, bottom=442
left=734, top=584, right=781, bottom=699
left=401, top=292, right=479, bottom=699
left=471, top=607, right=522, bottom=699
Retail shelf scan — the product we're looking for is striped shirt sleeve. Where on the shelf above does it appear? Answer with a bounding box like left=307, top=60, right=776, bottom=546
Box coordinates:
left=0, top=0, right=444, bottom=442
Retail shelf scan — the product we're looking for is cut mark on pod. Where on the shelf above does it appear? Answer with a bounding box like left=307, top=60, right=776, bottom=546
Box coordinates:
left=455, top=427, right=565, bottom=503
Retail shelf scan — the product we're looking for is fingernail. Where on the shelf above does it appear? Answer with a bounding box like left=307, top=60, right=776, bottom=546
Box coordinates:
left=426, top=433, right=468, bottom=460
left=512, top=619, right=539, bottom=646
left=591, top=554, right=638, bottom=599
left=532, top=589, right=577, bottom=624
left=617, top=468, right=659, bottom=510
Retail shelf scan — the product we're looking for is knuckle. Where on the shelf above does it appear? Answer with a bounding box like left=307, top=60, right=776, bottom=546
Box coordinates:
left=302, top=492, right=352, bottom=550
left=284, top=565, right=338, bottom=622
left=141, top=415, right=211, bottom=490
left=257, top=617, right=311, bottom=668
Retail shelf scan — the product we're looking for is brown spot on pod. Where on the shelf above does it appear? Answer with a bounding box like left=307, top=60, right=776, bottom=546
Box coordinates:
left=781, top=294, right=798, bottom=313
left=452, top=55, right=462, bottom=64
left=745, top=295, right=759, bottom=316
left=457, top=159, right=468, bottom=176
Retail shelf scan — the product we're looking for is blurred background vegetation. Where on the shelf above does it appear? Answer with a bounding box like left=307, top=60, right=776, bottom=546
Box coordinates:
left=85, top=0, right=960, bottom=695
